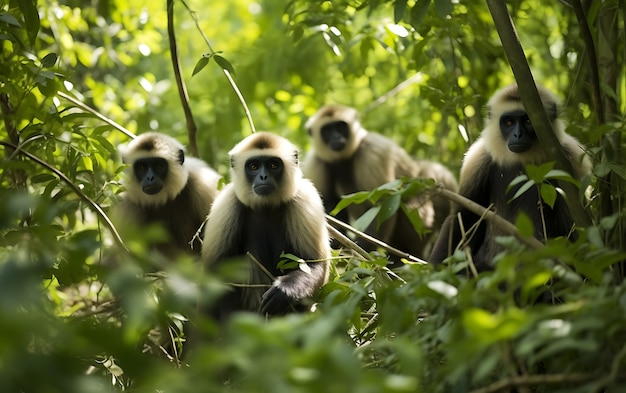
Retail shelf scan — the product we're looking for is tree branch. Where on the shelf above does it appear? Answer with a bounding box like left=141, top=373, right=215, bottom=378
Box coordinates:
left=437, top=186, right=545, bottom=250
left=325, top=214, right=427, bottom=265
left=0, top=141, right=128, bottom=252
left=180, top=0, right=256, bottom=134
left=57, top=91, right=136, bottom=139
left=167, top=0, right=199, bottom=157
left=485, top=0, right=592, bottom=229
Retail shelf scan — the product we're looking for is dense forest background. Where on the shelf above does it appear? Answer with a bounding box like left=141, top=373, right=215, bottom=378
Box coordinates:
left=1, top=0, right=625, bottom=391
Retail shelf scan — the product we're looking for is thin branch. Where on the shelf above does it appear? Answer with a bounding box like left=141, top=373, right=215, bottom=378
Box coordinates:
left=485, top=0, right=592, bottom=229
left=363, top=73, right=423, bottom=113
left=437, top=186, right=545, bottom=250
left=0, top=141, right=128, bottom=252
left=179, top=0, right=256, bottom=134
left=326, top=222, right=373, bottom=261
left=57, top=91, right=136, bottom=139
left=325, top=214, right=428, bottom=265
left=247, top=251, right=276, bottom=281
left=564, top=0, right=604, bottom=124
left=167, top=0, right=199, bottom=157
left=469, top=372, right=597, bottom=393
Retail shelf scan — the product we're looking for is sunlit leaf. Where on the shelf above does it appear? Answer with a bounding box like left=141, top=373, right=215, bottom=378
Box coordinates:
left=354, top=205, right=380, bottom=232
left=214, top=55, right=235, bottom=75
left=515, top=212, right=534, bottom=237
left=540, top=183, right=557, bottom=208
left=192, top=56, right=210, bottom=76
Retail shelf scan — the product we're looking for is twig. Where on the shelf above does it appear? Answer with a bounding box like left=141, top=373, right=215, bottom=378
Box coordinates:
left=363, top=73, right=423, bottom=113
left=247, top=251, right=276, bottom=281
left=326, top=222, right=373, bottom=261
left=485, top=0, right=592, bottom=229
left=437, top=186, right=545, bottom=250
left=180, top=0, right=256, bottom=134
left=57, top=91, right=135, bottom=139
left=469, top=372, right=596, bottom=393
left=325, top=214, right=428, bottom=265
left=0, top=141, right=128, bottom=252
left=167, top=0, right=199, bottom=157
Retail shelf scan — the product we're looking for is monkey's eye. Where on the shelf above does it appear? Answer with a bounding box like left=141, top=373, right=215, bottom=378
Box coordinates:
left=524, top=117, right=532, bottom=126
left=248, top=162, right=259, bottom=171
left=268, top=162, right=279, bottom=170
left=137, top=163, right=146, bottom=171
left=503, top=118, right=514, bottom=127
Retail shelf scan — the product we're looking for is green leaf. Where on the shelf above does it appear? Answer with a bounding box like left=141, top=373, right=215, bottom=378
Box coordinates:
left=214, top=55, right=235, bottom=75
left=378, top=193, right=401, bottom=224
left=525, top=162, right=554, bottom=183
left=434, top=0, right=453, bottom=18
left=41, top=53, right=58, bottom=68
left=354, top=205, right=380, bottom=232
left=394, top=0, right=407, bottom=23
left=330, top=191, right=370, bottom=215
left=401, top=204, right=425, bottom=234
left=18, top=0, right=40, bottom=46
left=410, top=0, right=431, bottom=26
left=515, top=212, right=534, bottom=237
left=540, top=183, right=557, bottom=208
left=192, top=56, right=210, bottom=76
left=509, top=179, right=535, bottom=202
left=0, top=13, right=21, bottom=27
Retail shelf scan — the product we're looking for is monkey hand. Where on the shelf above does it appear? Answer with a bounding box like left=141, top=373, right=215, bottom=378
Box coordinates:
left=260, top=284, right=297, bottom=315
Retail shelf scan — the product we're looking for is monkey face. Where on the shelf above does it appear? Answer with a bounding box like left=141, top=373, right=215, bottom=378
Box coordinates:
left=500, top=110, right=536, bottom=153
left=245, top=155, right=284, bottom=196
left=134, top=157, right=168, bottom=195
left=321, top=120, right=350, bottom=152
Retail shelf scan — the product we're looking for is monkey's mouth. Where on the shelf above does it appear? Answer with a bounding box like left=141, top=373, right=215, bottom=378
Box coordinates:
left=254, top=185, right=276, bottom=195
left=330, top=141, right=347, bottom=151
left=143, top=185, right=163, bottom=195
left=508, top=144, right=532, bottom=153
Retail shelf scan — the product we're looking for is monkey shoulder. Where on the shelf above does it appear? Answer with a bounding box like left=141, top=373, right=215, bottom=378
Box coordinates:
left=286, top=179, right=330, bottom=258
left=351, top=132, right=400, bottom=189
left=201, top=184, right=245, bottom=263
left=458, top=139, right=494, bottom=199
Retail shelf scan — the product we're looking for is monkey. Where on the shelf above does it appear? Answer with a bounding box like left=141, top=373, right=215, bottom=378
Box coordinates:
left=429, top=84, right=591, bottom=271
left=302, top=104, right=458, bottom=266
left=201, top=132, right=330, bottom=319
left=115, top=132, right=221, bottom=260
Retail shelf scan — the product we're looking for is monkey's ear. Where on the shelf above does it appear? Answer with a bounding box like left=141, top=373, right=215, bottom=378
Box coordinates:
left=293, top=151, right=299, bottom=165
left=177, top=149, right=185, bottom=165
left=230, top=156, right=235, bottom=168
left=307, top=128, right=312, bottom=136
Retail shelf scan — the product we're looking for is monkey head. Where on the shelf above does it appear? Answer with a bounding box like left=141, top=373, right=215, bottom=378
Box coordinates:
left=305, top=104, right=367, bottom=162
left=121, top=132, right=188, bottom=207
left=483, top=84, right=565, bottom=167
left=229, top=132, right=301, bottom=208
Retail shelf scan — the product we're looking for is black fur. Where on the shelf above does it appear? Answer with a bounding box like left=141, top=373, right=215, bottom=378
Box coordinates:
left=430, top=154, right=575, bottom=270
left=126, top=176, right=206, bottom=258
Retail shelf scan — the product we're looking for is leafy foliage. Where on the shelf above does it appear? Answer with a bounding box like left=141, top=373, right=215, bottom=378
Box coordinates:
left=1, top=0, right=625, bottom=392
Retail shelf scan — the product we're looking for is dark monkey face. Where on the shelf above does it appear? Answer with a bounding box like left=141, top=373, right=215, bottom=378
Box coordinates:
left=245, top=155, right=284, bottom=196
left=134, top=157, right=169, bottom=195
left=321, top=121, right=350, bottom=152
left=500, top=110, right=536, bottom=153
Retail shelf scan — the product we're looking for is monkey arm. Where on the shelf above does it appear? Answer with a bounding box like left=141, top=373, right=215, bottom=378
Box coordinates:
left=260, top=179, right=331, bottom=315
